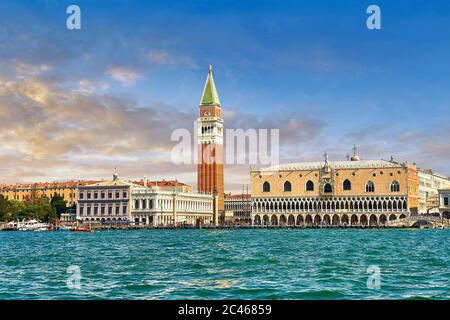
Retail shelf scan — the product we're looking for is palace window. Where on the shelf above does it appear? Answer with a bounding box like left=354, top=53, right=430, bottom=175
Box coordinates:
left=284, top=181, right=292, bottom=192
left=391, top=181, right=400, bottom=192
left=444, top=197, right=448, bottom=206
left=306, top=180, right=314, bottom=191
left=262, top=182, right=270, bottom=192
left=343, top=179, right=352, bottom=191
left=116, top=205, right=120, bottom=214
left=115, top=192, right=120, bottom=199
left=123, top=205, right=127, bottom=214
left=366, top=181, right=375, bottom=193
left=108, top=206, right=112, bottom=215
left=135, top=199, right=140, bottom=209
left=79, top=192, right=84, bottom=199
left=323, top=183, right=332, bottom=193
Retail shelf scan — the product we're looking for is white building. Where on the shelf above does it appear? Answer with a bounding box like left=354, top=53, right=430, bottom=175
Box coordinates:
left=76, top=171, right=214, bottom=226
left=132, top=187, right=214, bottom=226
left=224, top=193, right=252, bottom=224
left=438, top=188, right=450, bottom=219
left=418, top=169, right=450, bottom=214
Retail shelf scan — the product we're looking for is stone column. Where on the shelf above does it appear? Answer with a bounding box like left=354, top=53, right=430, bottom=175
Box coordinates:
left=172, top=192, right=177, bottom=226
left=213, top=190, right=219, bottom=226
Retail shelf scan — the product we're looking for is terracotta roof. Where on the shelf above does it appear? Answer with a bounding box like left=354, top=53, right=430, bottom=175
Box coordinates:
left=133, top=180, right=191, bottom=188
left=0, top=180, right=191, bottom=191
left=0, top=180, right=99, bottom=191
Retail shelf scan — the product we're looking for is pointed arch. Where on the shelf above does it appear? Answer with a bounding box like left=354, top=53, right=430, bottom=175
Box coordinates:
left=284, top=181, right=292, bottom=192
left=341, top=214, right=349, bottom=225
left=343, top=179, right=352, bottom=191
left=332, top=214, right=340, bottom=225
left=390, top=181, right=400, bottom=192
left=288, top=215, right=295, bottom=226
left=366, top=181, right=375, bottom=193
left=270, top=214, right=278, bottom=226
left=306, top=180, right=314, bottom=191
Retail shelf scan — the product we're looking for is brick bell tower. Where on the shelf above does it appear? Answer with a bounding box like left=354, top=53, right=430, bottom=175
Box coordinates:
left=197, top=64, right=224, bottom=218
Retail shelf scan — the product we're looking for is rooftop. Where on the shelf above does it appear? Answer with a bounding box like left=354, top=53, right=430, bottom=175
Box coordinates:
left=225, top=193, right=251, bottom=199
left=133, top=180, right=191, bottom=188
left=0, top=180, right=99, bottom=191
left=200, top=64, right=221, bottom=106
left=255, top=159, right=405, bottom=172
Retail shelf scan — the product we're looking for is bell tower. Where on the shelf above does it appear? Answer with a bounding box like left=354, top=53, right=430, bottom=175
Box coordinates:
left=197, top=65, right=224, bottom=216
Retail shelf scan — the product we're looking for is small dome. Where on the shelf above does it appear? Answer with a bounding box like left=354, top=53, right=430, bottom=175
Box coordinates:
left=350, top=145, right=360, bottom=161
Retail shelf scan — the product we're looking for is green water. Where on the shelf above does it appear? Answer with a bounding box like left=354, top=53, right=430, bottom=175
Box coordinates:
left=0, top=229, right=448, bottom=299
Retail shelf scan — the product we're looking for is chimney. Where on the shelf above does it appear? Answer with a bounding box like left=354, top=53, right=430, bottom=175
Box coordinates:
left=144, top=176, right=148, bottom=187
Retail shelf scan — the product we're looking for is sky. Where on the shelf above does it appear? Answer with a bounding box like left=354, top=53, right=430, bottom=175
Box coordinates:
left=0, top=0, right=449, bottom=192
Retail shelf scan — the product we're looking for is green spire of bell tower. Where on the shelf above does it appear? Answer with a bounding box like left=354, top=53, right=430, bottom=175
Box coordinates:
left=200, top=64, right=221, bottom=106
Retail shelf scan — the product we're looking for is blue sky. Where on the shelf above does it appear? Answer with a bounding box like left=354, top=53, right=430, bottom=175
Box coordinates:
left=0, top=0, right=449, bottom=190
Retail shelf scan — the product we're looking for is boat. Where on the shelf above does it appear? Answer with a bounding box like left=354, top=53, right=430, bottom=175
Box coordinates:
left=70, top=227, right=93, bottom=232
left=17, top=219, right=49, bottom=231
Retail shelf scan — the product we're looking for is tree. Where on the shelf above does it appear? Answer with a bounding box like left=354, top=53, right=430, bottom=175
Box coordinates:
left=50, top=193, right=67, bottom=219
left=7, top=197, right=56, bottom=223
left=8, top=200, right=28, bottom=221
left=35, top=197, right=57, bottom=223
left=23, top=183, right=41, bottom=206
left=0, top=195, right=10, bottom=221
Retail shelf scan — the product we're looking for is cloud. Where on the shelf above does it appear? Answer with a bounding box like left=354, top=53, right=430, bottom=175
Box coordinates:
left=146, top=49, right=198, bottom=69
left=0, top=11, right=448, bottom=190
left=0, top=69, right=200, bottom=183
left=147, top=50, right=174, bottom=65
left=105, top=66, right=141, bottom=86
left=223, top=109, right=325, bottom=145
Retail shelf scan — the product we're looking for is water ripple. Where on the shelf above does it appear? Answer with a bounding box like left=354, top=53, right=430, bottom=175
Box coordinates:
left=0, top=229, right=448, bottom=299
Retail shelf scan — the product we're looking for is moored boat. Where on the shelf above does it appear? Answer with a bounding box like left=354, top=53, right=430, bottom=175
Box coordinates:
left=17, top=219, right=49, bottom=231
left=70, top=227, right=93, bottom=232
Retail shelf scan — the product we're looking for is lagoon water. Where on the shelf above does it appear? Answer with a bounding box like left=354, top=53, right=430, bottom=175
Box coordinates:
left=0, top=229, right=448, bottom=299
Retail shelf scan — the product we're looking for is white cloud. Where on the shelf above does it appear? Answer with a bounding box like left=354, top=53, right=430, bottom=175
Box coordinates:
left=105, top=66, right=141, bottom=86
